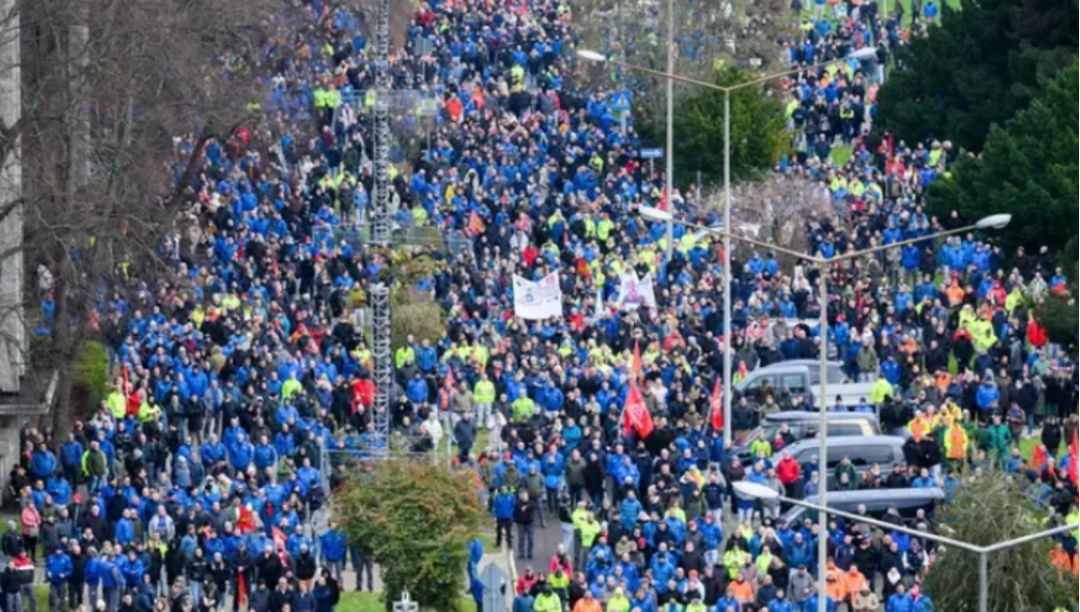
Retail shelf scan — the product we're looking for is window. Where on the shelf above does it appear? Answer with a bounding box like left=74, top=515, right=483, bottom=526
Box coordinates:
left=831, top=423, right=867, bottom=437
left=781, top=374, right=807, bottom=395
left=838, top=445, right=898, bottom=466
left=743, top=375, right=776, bottom=391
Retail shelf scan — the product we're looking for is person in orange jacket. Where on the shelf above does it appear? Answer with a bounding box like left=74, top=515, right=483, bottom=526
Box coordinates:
left=1050, top=542, right=1072, bottom=577
left=824, top=565, right=847, bottom=603
left=843, top=565, right=868, bottom=601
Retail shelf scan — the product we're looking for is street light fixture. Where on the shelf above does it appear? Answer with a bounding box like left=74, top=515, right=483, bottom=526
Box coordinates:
left=576, top=50, right=607, bottom=63
left=976, top=214, right=1013, bottom=230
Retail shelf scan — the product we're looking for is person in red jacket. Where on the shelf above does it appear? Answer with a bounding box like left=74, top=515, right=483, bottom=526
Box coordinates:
left=776, top=452, right=802, bottom=490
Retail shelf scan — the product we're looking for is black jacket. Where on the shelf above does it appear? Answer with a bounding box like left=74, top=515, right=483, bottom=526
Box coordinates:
left=269, top=588, right=295, bottom=612
left=293, top=552, right=317, bottom=581
left=513, top=500, right=534, bottom=525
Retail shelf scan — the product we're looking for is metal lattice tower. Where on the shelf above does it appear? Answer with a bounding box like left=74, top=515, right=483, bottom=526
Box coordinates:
left=369, top=283, right=392, bottom=444
left=370, top=0, right=391, bottom=246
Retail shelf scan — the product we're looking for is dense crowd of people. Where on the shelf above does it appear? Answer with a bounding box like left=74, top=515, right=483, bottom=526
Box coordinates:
left=4, top=0, right=1077, bottom=611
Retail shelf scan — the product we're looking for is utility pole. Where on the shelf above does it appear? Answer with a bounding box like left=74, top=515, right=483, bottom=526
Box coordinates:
left=0, top=0, right=23, bottom=393
left=663, top=0, right=674, bottom=259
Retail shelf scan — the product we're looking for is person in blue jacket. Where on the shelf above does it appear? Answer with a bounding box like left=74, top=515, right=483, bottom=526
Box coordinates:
left=801, top=590, right=836, bottom=612
left=46, top=545, right=73, bottom=612
left=405, top=372, right=428, bottom=405
left=60, top=434, right=84, bottom=485
left=116, top=549, right=145, bottom=591
left=492, top=486, right=516, bottom=550
left=768, top=591, right=797, bottom=612
left=886, top=583, right=916, bottom=612
left=976, top=377, right=1000, bottom=414
left=31, top=442, right=58, bottom=481
left=319, top=522, right=348, bottom=582
left=229, top=433, right=255, bottom=473
left=100, top=553, right=125, bottom=612
left=254, top=436, right=278, bottom=472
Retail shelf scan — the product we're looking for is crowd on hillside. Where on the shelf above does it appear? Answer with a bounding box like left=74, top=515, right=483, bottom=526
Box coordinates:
left=6, top=0, right=1078, bottom=611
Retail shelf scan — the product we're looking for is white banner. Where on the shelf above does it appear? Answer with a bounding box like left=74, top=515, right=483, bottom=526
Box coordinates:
left=615, top=272, right=657, bottom=310
left=513, top=273, right=563, bottom=320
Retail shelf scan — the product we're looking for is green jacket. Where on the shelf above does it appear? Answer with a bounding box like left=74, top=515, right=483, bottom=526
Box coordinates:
left=984, top=424, right=1012, bottom=457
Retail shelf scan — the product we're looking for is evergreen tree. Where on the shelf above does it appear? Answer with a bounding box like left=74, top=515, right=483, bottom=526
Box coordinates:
left=879, top=0, right=1077, bottom=152
left=928, top=63, right=1078, bottom=255
left=670, top=69, right=789, bottom=187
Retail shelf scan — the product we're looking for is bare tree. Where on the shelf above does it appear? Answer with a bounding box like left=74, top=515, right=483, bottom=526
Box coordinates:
left=573, top=0, right=792, bottom=131
left=0, top=0, right=287, bottom=436
left=695, top=171, right=836, bottom=261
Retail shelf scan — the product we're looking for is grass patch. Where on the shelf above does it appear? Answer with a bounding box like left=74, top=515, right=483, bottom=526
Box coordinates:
left=830, top=144, right=855, bottom=166
left=476, top=530, right=499, bottom=552
left=338, top=591, right=473, bottom=612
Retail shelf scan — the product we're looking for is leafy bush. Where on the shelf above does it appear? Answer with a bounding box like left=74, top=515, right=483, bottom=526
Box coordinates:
left=924, top=470, right=1075, bottom=611
left=390, top=289, right=445, bottom=351
left=335, top=461, right=484, bottom=612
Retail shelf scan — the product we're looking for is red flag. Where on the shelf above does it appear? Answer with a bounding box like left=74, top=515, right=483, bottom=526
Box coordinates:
left=468, top=211, right=485, bottom=236
left=272, top=527, right=287, bottom=551
left=444, top=366, right=456, bottom=389
left=237, top=505, right=256, bottom=535
left=710, top=379, right=724, bottom=432
left=237, top=571, right=249, bottom=609
left=630, top=341, right=643, bottom=380
left=1031, top=445, right=1047, bottom=472
left=622, top=383, right=654, bottom=439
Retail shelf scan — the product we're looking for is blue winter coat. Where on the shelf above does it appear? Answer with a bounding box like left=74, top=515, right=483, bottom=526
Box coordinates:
left=492, top=493, right=516, bottom=521
left=31, top=450, right=58, bottom=478
left=61, top=441, right=83, bottom=468
left=46, top=553, right=73, bottom=585
left=886, top=594, right=916, bottom=612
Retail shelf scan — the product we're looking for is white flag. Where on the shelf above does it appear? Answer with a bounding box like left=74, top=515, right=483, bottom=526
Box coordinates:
left=512, top=273, right=563, bottom=320
left=615, top=272, right=657, bottom=311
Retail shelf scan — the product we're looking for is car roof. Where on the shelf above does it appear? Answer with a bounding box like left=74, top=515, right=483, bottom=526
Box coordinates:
left=765, top=411, right=879, bottom=423
left=756, top=360, right=842, bottom=371
left=785, top=435, right=905, bottom=453
left=804, top=487, right=946, bottom=506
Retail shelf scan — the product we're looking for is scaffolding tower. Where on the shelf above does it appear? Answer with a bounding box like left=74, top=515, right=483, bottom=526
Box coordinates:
left=370, top=0, right=391, bottom=247
left=369, top=283, right=392, bottom=446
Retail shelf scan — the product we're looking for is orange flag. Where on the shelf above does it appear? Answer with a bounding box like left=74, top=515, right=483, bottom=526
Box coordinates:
left=1031, top=445, right=1048, bottom=472
left=622, top=382, right=654, bottom=439
left=468, top=211, right=485, bottom=236
left=710, top=379, right=724, bottom=432
left=630, top=341, right=643, bottom=380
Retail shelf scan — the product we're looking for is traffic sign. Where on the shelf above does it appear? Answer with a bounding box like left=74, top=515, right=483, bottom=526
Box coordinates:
left=640, top=148, right=664, bottom=160
left=481, top=564, right=507, bottom=612
left=611, top=91, right=632, bottom=112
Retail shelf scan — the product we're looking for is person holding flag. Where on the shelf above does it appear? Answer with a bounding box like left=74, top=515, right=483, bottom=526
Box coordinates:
left=621, top=382, right=655, bottom=441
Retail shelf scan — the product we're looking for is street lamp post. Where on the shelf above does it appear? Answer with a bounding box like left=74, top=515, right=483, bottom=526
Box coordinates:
left=640, top=207, right=1012, bottom=612
left=733, top=481, right=1078, bottom=612
left=578, top=46, right=878, bottom=448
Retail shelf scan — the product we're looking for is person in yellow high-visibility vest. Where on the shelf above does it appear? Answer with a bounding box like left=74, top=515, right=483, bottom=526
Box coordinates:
left=473, top=374, right=496, bottom=427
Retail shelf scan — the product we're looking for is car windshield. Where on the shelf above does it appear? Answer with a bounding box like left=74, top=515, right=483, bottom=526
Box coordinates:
left=808, top=364, right=849, bottom=386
